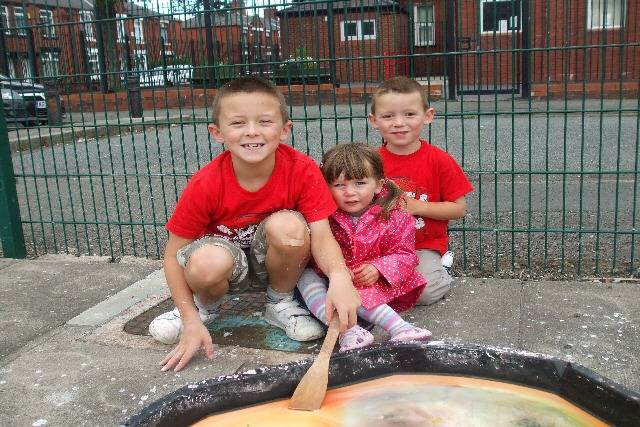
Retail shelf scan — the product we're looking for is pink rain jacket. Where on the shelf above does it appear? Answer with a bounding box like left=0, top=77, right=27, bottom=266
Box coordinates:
left=329, top=205, right=426, bottom=311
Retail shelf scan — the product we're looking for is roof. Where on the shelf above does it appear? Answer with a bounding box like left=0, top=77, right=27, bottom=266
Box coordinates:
left=5, top=1, right=166, bottom=18
left=278, top=0, right=405, bottom=16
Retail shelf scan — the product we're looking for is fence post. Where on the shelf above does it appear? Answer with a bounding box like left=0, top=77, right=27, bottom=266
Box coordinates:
left=521, top=0, right=531, bottom=99
left=445, top=0, right=457, bottom=100
left=44, top=79, right=63, bottom=125
left=0, top=104, right=26, bottom=258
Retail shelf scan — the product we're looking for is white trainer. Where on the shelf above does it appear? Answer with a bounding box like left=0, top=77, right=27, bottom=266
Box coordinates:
left=148, top=307, right=217, bottom=345
left=263, top=296, right=325, bottom=341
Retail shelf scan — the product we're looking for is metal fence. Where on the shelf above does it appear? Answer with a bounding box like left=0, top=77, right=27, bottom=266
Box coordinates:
left=0, top=0, right=638, bottom=279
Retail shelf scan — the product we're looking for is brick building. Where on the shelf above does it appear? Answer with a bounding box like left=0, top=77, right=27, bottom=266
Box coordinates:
left=0, top=1, right=181, bottom=91
left=278, top=0, right=638, bottom=96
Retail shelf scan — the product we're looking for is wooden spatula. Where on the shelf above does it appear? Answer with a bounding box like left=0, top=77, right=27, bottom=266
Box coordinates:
left=288, top=315, right=341, bottom=411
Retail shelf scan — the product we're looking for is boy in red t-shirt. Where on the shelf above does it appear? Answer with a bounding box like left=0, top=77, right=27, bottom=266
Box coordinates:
left=150, top=77, right=361, bottom=371
left=369, top=77, right=474, bottom=306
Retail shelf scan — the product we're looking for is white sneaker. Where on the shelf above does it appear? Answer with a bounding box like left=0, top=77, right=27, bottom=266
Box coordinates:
left=148, top=307, right=217, bottom=345
left=264, top=296, right=325, bottom=341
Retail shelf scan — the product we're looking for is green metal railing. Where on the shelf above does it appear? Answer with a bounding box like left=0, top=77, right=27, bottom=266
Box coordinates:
left=0, top=0, right=638, bottom=279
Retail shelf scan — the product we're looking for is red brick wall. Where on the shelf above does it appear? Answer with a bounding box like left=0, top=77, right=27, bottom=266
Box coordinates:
left=280, top=10, right=410, bottom=83
left=458, top=0, right=639, bottom=88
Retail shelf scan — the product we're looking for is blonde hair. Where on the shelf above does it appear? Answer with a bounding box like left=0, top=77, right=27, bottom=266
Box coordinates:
left=211, top=76, right=289, bottom=125
left=370, top=76, right=429, bottom=114
left=321, top=143, right=403, bottom=219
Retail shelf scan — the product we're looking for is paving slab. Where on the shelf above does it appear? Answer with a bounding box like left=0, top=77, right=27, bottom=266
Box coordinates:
left=520, top=279, right=640, bottom=391
left=410, top=277, right=523, bottom=348
left=0, top=255, right=161, bottom=360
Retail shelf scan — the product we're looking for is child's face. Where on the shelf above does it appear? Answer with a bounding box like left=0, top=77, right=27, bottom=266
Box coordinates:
left=368, top=92, right=435, bottom=155
left=330, top=172, right=383, bottom=216
left=208, top=92, right=291, bottom=167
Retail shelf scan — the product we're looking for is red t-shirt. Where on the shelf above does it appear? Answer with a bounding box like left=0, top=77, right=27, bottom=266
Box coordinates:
left=380, top=139, right=474, bottom=255
left=167, top=144, right=337, bottom=248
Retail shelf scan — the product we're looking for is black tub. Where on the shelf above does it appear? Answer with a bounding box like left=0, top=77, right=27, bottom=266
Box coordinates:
left=122, top=343, right=640, bottom=427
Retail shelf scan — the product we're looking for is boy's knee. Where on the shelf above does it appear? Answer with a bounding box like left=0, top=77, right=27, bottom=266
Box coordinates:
left=185, top=245, right=234, bottom=289
left=418, top=269, right=452, bottom=305
left=264, top=211, right=310, bottom=249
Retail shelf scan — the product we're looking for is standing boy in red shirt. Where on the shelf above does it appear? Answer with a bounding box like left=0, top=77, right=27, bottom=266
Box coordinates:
left=369, top=77, right=474, bottom=306
left=150, top=77, right=361, bottom=371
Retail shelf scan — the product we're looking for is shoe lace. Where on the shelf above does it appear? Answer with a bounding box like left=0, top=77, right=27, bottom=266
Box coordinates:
left=274, top=298, right=310, bottom=318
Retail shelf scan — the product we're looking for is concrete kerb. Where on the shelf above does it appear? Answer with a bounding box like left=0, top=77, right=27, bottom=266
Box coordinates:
left=7, top=114, right=192, bottom=152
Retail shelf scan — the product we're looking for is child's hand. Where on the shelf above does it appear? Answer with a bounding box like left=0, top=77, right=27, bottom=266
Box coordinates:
left=160, top=320, right=214, bottom=372
left=352, top=263, right=380, bottom=286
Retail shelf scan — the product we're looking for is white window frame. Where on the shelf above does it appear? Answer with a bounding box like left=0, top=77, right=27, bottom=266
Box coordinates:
left=133, top=49, right=147, bottom=72
left=87, top=47, right=100, bottom=81
left=340, top=19, right=377, bottom=41
left=41, top=50, right=60, bottom=77
left=1, top=6, right=10, bottom=34
left=39, top=9, right=56, bottom=38
left=18, top=54, right=32, bottom=81
left=479, top=0, right=521, bottom=34
left=160, top=20, right=169, bottom=44
left=587, top=0, right=625, bottom=29
left=80, top=10, right=95, bottom=41
left=134, top=18, right=144, bottom=44
left=13, top=6, right=27, bottom=36
left=116, top=13, right=126, bottom=42
left=414, top=3, right=435, bottom=46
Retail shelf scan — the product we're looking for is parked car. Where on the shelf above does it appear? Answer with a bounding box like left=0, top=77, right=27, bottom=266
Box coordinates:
left=0, top=74, right=65, bottom=126
left=140, top=65, right=193, bottom=87
left=1, top=87, right=30, bottom=126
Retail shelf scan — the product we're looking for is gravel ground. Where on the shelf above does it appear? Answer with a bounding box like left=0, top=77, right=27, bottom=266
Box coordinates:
left=6, top=101, right=640, bottom=279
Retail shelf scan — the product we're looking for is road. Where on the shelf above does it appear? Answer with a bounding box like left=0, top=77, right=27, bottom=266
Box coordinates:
left=8, top=99, right=640, bottom=277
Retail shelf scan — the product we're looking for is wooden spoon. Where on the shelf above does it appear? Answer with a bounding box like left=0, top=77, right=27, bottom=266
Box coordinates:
left=288, top=315, right=341, bottom=411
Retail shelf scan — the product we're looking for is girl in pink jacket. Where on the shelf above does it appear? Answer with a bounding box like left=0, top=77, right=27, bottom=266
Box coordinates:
left=298, top=143, right=432, bottom=352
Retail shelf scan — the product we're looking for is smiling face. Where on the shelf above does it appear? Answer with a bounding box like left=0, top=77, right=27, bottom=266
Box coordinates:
left=368, top=91, right=435, bottom=155
left=208, top=92, right=292, bottom=169
left=330, top=171, right=383, bottom=216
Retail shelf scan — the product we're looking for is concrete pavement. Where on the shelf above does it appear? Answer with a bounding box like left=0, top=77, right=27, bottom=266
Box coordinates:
left=0, top=254, right=638, bottom=426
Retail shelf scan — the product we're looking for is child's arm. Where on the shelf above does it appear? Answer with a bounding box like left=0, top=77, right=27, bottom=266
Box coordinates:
left=359, top=211, right=420, bottom=287
left=308, top=219, right=361, bottom=332
left=404, top=195, right=468, bottom=220
left=160, top=233, right=214, bottom=372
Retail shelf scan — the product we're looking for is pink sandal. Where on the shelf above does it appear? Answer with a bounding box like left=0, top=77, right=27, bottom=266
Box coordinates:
left=339, top=325, right=374, bottom=352
left=390, top=326, right=433, bottom=343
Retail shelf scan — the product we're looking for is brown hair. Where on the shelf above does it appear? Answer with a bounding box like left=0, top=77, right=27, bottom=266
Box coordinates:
left=321, top=142, right=403, bottom=219
left=211, top=76, right=290, bottom=125
left=370, top=76, right=429, bottom=114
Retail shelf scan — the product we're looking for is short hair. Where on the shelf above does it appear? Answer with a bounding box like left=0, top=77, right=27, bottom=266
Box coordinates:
left=321, top=142, right=403, bottom=219
left=371, top=76, right=429, bottom=114
left=211, top=76, right=290, bottom=124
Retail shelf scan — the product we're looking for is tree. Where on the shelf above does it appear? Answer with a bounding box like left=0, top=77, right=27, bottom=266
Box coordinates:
left=170, top=0, right=231, bottom=15
left=94, top=0, right=121, bottom=92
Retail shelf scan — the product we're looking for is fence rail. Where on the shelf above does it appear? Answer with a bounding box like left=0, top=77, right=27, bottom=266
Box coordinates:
left=0, top=0, right=638, bottom=279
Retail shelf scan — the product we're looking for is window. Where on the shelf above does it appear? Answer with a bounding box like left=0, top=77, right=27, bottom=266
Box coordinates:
left=116, top=14, right=126, bottom=42
left=414, top=3, right=435, bottom=46
left=13, top=7, right=27, bottom=36
left=134, top=18, right=144, bottom=43
left=160, top=20, right=169, bottom=43
left=41, top=51, right=60, bottom=77
left=39, top=9, right=56, bottom=38
left=480, top=0, right=521, bottom=33
left=588, top=0, right=625, bottom=29
left=1, top=6, right=10, bottom=34
left=80, top=11, right=95, bottom=41
left=340, top=19, right=377, bottom=41
left=17, top=54, right=32, bottom=81
left=133, top=50, right=147, bottom=71
left=86, top=48, right=100, bottom=81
